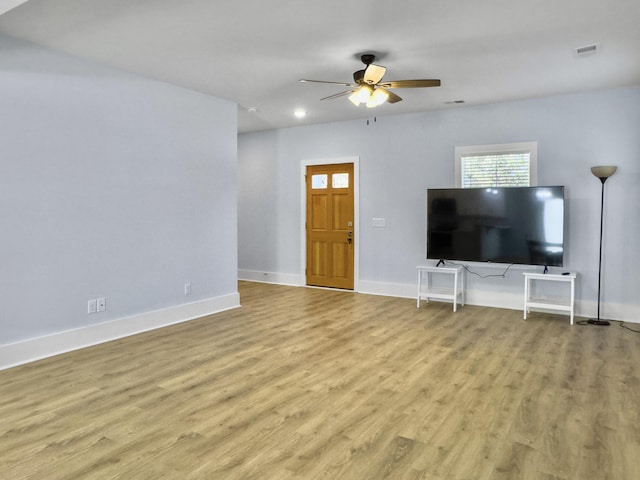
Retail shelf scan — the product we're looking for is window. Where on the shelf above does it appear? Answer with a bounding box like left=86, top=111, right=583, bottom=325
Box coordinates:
left=332, top=173, right=349, bottom=188
left=455, top=142, right=537, bottom=188
left=311, top=174, right=328, bottom=189
left=311, top=173, right=349, bottom=189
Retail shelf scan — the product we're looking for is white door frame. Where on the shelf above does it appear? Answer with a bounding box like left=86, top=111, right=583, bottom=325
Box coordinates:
left=300, top=156, right=360, bottom=291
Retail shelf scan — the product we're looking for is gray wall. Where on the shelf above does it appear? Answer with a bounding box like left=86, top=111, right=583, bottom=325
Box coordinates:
left=238, top=87, right=640, bottom=321
left=1, top=35, right=238, bottom=345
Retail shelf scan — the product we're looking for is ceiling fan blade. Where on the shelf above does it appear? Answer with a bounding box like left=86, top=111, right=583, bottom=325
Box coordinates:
left=299, top=79, right=355, bottom=87
left=320, top=90, right=354, bottom=101
left=382, top=88, right=403, bottom=104
left=379, top=79, right=441, bottom=89
left=363, top=64, right=386, bottom=84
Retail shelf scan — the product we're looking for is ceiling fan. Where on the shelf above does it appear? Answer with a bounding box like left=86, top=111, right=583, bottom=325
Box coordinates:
left=300, top=54, right=441, bottom=108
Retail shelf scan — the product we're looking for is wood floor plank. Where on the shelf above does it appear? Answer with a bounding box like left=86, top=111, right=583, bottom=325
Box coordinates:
left=1, top=281, right=639, bottom=479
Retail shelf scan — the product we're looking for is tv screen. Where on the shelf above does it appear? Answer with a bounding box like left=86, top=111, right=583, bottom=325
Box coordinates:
left=427, top=186, right=564, bottom=266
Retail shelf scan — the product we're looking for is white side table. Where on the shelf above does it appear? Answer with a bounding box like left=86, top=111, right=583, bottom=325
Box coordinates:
left=523, top=272, right=577, bottom=325
left=417, top=265, right=465, bottom=312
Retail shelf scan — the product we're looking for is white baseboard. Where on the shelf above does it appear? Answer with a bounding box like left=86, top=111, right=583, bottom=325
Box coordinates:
left=259, top=275, right=640, bottom=324
left=0, top=293, right=240, bottom=371
left=464, top=288, right=523, bottom=311
left=5, top=278, right=635, bottom=372
left=573, top=298, right=639, bottom=324
left=358, top=280, right=416, bottom=299
left=238, top=269, right=302, bottom=286
left=357, top=281, right=525, bottom=310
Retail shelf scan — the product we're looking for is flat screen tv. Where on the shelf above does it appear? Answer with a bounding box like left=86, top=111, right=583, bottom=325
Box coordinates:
left=427, top=186, right=565, bottom=266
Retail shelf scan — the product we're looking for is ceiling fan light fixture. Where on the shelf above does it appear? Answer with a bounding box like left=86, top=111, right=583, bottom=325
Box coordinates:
left=366, top=88, right=389, bottom=108
left=349, top=85, right=372, bottom=106
left=348, top=92, right=361, bottom=106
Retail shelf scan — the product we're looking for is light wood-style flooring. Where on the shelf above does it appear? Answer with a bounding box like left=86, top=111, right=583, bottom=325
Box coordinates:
left=1, top=281, right=639, bottom=479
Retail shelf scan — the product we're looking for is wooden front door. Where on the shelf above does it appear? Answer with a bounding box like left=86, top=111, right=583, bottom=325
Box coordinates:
left=306, top=163, right=354, bottom=290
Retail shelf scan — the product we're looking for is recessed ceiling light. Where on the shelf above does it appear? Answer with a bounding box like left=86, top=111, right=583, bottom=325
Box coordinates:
left=294, top=109, right=306, bottom=119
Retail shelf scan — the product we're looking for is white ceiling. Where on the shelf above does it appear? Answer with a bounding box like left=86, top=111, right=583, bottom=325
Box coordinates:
left=1, top=0, right=639, bottom=133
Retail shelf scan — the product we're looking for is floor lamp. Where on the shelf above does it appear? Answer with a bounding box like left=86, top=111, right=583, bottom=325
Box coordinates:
left=587, top=165, right=617, bottom=326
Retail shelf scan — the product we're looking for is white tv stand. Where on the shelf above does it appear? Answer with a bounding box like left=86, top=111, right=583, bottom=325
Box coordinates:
left=417, top=265, right=465, bottom=312
left=523, top=272, right=577, bottom=325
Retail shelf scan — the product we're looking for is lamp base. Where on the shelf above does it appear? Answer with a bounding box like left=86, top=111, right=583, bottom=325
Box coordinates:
left=587, top=319, right=611, bottom=326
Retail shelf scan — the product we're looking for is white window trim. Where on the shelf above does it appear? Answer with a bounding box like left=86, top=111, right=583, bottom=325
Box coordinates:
left=455, top=141, right=538, bottom=187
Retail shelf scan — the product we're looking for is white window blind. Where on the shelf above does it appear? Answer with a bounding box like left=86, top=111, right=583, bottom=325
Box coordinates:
left=455, top=142, right=537, bottom=188
left=461, top=152, right=530, bottom=188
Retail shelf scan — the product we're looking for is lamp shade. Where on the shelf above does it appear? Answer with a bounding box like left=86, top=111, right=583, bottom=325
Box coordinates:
left=348, top=85, right=373, bottom=106
left=366, top=88, right=389, bottom=108
left=348, top=92, right=361, bottom=106
left=591, top=166, right=617, bottom=179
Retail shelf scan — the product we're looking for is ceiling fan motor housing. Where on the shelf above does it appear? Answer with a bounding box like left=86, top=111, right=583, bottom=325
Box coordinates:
left=360, top=54, right=376, bottom=65
left=355, top=54, right=376, bottom=84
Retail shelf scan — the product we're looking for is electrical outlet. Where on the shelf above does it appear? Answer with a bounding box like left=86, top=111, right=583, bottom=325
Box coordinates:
left=184, top=282, right=191, bottom=295
left=88, top=299, right=97, bottom=314
left=97, top=297, right=106, bottom=312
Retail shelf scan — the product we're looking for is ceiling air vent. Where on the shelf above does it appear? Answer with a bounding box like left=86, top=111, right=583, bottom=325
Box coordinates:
left=444, top=100, right=465, bottom=105
left=576, top=43, right=599, bottom=56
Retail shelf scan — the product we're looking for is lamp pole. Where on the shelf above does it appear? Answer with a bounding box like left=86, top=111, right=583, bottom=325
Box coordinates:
left=587, top=166, right=617, bottom=326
